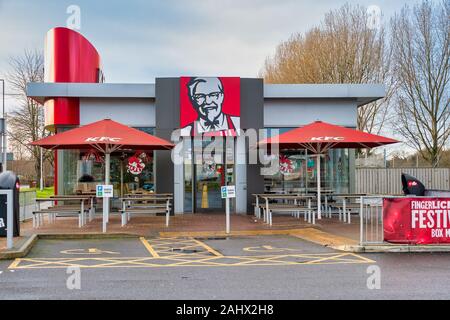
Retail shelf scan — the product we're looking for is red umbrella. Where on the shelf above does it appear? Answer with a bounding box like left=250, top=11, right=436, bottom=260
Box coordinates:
left=259, top=121, right=398, bottom=222
left=32, top=118, right=174, bottom=151
left=32, top=119, right=174, bottom=232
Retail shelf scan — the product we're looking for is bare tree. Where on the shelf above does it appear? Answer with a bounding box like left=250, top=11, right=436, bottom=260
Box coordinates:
left=391, top=0, right=450, bottom=167
left=6, top=49, right=53, bottom=182
left=260, top=4, right=393, bottom=135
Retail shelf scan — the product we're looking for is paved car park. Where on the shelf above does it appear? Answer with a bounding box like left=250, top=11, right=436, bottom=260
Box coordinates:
left=7, top=235, right=373, bottom=269
left=2, top=236, right=450, bottom=299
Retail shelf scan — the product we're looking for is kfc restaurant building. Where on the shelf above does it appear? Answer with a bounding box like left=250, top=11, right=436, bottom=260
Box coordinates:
left=27, top=27, right=385, bottom=215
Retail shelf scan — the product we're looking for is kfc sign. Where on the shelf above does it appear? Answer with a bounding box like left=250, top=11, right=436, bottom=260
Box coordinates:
left=85, top=137, right=122, bottom=142
left=311, top=136, right=344, bottom=141
left=384, top=198, right=450, bottom=244
left=180, top=77, right=240, bottom=136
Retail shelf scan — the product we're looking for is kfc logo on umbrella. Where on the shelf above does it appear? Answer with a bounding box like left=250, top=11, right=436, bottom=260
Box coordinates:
left=311, top=136, right=344, bottom=141
left=85, top=136, right=122, bottom=142
left=180, top=77, right=240, bottom=136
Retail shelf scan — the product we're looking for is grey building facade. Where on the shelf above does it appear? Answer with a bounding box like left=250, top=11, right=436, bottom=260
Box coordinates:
left=27, top=80, right=385, bottom=215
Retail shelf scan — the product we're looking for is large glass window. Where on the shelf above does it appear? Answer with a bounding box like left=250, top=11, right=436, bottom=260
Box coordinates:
left=60, top=127, right=155, bottom=199
left=263, top=128, right=350, bottom=193
left=116, top=127, right=155, bottom=196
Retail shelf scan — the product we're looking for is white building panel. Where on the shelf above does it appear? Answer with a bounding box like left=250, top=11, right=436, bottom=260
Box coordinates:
left=80, top=98, right=156, bottom=127
left=263, top=99, right=357, bottom=127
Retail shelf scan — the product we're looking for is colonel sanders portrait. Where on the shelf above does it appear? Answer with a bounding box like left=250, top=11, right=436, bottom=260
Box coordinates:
left=180, top=77, right=239, bottom=136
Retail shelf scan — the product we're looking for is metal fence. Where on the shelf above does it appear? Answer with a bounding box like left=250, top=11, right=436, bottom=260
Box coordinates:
left=19, top=190, right=37, bottom=222
left=359, top=196, right=385, bottom=245
left=356, top=168, right=450, bottom=195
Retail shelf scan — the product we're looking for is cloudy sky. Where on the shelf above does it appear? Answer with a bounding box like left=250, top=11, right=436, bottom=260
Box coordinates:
left=0, top=0, right=424, bottom=156
left=0, top=0, right=417, bottom=84
left=0, top=0, right=421, bottom=154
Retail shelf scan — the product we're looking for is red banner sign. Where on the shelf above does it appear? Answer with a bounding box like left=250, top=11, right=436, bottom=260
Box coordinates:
left=384, top=197, right=450, bottom=244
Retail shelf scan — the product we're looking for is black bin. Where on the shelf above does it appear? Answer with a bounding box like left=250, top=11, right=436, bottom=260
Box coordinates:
left=401, top=173, right=425, bottom=196
left=401, top=172, right=450, bottom=197
left=0, top=171, right=20, bottom=237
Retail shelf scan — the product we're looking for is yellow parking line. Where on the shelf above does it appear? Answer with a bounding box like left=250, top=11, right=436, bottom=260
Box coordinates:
left=191, top=238, right=223, bottom=257
left=304, top=253, right=348, bottom=264
left=139, top=237, right=160, bottom=258
left=8, top=259, right=21, bottom=269
left=348, top=253, right=376, bottom=263
left=8, top=236, right=374, bottom=270
left=9, top=251, right=373, bottom=269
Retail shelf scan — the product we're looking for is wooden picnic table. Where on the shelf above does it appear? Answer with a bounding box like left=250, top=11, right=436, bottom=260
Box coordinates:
left=125, top=192, right=173, bottom=197
left=51, top=194, right=97, bottom=222
left=120, top=195, right=172, bottom=227
left=35, top=196, right=94, bottom=228
left=330, top=194, right=368, bottom=223
left=305, top=190, right=334, bottom=218
left=123, top=195, right=171, bottom=201
left=74, top=191, right=96, bottom=195
left=253, top=193, right=306, bottom=217
left=254, top=194, right=316, bottom=226
left=307, top=189, right=335, bottom=193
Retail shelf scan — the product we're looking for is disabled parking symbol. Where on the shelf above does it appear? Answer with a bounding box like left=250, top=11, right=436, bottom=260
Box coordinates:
left=243, top=245, right=301, bottom=253
left=60, top=248, right=120, bottom=255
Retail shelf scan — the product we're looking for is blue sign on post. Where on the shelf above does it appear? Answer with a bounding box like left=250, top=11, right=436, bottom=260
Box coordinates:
left=96, top=185, right=103, bottom=197
left=221, top=186, right=236, bottom=199
left=96, top=185, right=113, bottom=198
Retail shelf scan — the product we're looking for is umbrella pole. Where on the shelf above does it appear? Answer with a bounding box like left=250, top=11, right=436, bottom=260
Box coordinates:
left=120, top=159, right=124, bottom=198
left=103, top=152, right=111, bottom=233
left=317, top=154, right=321, bottom=221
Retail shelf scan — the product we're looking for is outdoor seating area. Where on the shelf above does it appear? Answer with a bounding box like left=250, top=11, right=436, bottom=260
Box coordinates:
left=253, top=191, right=369, bottom=226
left=120, top=194, right=173, bottom=227
left=27, top=119, right=394, bottom=233
left=13, top=210, right=362, bottom=241
left=33, top=195, right=95, bottom=228
left=32, top=193, right=173, bottom=231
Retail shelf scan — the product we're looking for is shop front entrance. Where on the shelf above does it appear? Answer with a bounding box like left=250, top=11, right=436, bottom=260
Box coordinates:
left=184, top=137, right=235, bottom=213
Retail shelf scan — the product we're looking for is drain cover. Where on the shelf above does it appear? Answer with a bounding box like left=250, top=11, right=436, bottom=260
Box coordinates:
left=171, top=248, right=201, bottom=254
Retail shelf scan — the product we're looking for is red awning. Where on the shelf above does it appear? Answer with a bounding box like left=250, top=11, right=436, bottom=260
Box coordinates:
left=31, top=119, right=174, bottom=152
left=259, top=121, right=398, bottom=153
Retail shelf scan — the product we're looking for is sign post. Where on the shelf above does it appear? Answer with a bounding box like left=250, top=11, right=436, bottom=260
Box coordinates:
left=96, top=184, right=113, bottom=233
left=221, top=185, right=236, bottom=234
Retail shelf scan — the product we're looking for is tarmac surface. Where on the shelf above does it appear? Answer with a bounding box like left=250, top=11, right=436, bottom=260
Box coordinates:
left=1, top=235, right=450, bottom=299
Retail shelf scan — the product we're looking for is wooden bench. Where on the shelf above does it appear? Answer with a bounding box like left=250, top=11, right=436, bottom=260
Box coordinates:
left=33, top=206, right=89, bottom=228
left=264, top=204, right=313, bottom=226
left=329, top=194, right=367, bottom=223
left=253, top=194, right=312, bottom=222
left=333, top=203, right=361, bottom=223
left=34, top=197, right=93, bottom=228
left=120, top=196, right=172, bottom=227
left=51, top=195, right=96, bottom=221
left=255, top=194, right=316, bottom=226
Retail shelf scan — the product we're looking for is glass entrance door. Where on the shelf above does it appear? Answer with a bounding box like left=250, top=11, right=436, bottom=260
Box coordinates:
left=193, top=138, right=222, bottom=212
left=189, top=137, right=234, bottom=213
left=194, top=160, right=224, bottom=212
